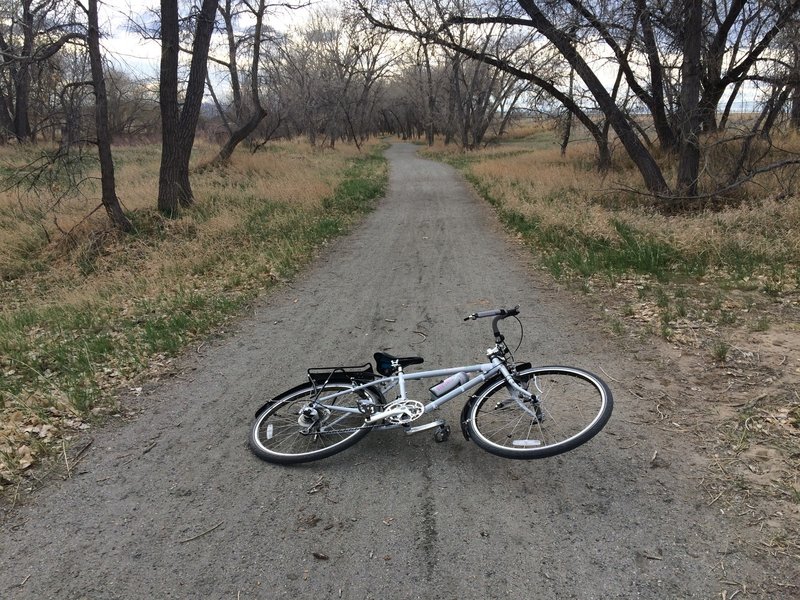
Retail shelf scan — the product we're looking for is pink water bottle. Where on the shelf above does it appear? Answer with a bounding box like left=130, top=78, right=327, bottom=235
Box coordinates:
left=429, top=372, right=469, bottom=398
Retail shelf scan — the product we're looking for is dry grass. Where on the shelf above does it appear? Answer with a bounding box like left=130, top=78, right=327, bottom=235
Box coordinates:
left=0, top=138, right=387, bottom=488
left=1, top=139, right=367, bottom=290
left=429, top=124, right=799, bottom=284
left=469, top=144, right=621, bottom=237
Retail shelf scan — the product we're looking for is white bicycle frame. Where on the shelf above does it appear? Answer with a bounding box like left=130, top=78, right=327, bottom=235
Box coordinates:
left=307, top=345, right=537, bottom=429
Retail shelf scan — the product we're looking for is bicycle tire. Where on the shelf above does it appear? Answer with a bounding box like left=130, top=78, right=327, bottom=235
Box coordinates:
left=249, top=381, right=379, bottom=465
left=466, top=366, right=613, bottom=459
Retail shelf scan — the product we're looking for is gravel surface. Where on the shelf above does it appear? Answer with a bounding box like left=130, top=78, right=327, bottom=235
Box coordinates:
left=0, top=143, right=791, bottom=599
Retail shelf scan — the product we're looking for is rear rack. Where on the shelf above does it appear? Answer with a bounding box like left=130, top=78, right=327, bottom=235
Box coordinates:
left=307, top=363, right=375, bottom=386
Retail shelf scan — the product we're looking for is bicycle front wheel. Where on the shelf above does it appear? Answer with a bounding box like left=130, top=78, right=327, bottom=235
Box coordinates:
left=249, top=381, right=378, bottom=465
left=466, top=366, right=613, bottom=459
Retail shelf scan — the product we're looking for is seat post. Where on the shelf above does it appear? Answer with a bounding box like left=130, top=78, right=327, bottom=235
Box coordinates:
left=395, top=361, right=407, bottom=400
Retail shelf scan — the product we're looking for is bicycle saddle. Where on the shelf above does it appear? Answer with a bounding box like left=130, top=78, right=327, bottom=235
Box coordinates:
left=373, top=352, right=424, bottom=376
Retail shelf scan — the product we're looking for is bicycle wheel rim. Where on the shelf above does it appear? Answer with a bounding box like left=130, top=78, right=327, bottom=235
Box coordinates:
left=250, top=383, right=372, bottom=463
left=468, top=366, right=613, bottom=459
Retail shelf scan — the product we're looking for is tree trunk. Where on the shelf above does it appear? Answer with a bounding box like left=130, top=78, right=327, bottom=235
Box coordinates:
left=676, top=0, right=703, bottom=198
left=13, top=70, right=32, bottom=141
left=212, top=108, right=267, bottom=164
left=159, top=142, right=193, bottom=209
left=560, top=67, right=574, bottom=156
left=87, top=0, right=132, bottom=232
left=14, top=1, right=34, bottom=141
left=158, top=0, right=181, bottom=215
left=158, top=0, right=219, bottom=215
left=698, top=86, right=725, bottom=133
left=760, top=86, right=792, bottom=139
left=791, top=89, right=800, bottom=130
left=221, top=0, right=243, bottom=120
left=450, top=56, right=469, bottom=150
left=719, top=79, right=744, bottom=130
left=421, top=43, right=436, bottom=146
left=59, top=84, right=83, bottom=151
left=635, top=0, right=678, bottom=151
left=0, top=91, right=13, bottom=142
left=791, top=45, right=800, bottom=130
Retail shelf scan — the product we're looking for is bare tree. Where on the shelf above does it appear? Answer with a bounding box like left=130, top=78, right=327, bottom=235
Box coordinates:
left=326, top=17, right=394, bottom=148
left=271, top=8, right=393, bottom=147
left=377, top=63, right=432, bottom=140
left=439, top=17, right=533, bottom=149
left=79, top=0, right=132, bottom=231
left=158, top=0, right=219, bottom=215
left=206, top=0, right=285, bottom=165
left=6, top=0, right=133, bottom=231
left=105, top=68, right=160, bottom=139
left=698, top=0, right=800, bottom=133
left=354, top=0, right=615, bottom=168
left=0, top=0, right=84, bottom=142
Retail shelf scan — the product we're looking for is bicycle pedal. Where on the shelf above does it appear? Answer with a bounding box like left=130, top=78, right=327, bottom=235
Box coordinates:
left=357, top=401, right=380, bottom=416
left=434, top=425, right=451, bottom=443
left=404, top=420, right=446, bottom=435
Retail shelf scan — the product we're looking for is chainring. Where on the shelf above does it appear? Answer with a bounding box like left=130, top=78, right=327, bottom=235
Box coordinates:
left=384, top=399, right=425, bottom=424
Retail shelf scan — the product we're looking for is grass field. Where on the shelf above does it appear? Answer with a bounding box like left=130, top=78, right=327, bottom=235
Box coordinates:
left=0, top=139, right=387, bottom=487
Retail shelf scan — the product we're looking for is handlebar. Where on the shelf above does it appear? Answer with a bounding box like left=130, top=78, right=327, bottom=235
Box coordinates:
left=464, top=306, right=520, bottom=344
left=463, top=306, right=520, bottom=321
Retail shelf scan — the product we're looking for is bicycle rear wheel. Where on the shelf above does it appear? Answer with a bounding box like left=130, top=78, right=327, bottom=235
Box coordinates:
left=249, top=381, right=379, bottom=465
left=466, top=366, right=612, bottom=459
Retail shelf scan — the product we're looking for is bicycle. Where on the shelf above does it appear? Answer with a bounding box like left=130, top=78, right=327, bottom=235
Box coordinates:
left=248, top=307, right=613, bottom=465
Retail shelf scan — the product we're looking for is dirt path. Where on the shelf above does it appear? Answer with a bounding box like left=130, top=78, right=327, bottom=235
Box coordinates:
left=1, top=143, right=794, bottom=599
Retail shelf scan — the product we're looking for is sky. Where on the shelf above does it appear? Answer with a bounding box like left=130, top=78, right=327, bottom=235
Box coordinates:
left=98, top=0, right=328, bottom=80
left=99, top=1, right=161, bottom=79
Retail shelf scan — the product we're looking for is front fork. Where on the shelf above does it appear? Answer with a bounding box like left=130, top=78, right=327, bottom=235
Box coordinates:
left=497, top=361, right=541, bottom=420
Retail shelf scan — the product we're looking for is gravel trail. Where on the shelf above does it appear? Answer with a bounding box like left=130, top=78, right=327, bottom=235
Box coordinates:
left=0, top=143, right=786, bottom=599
